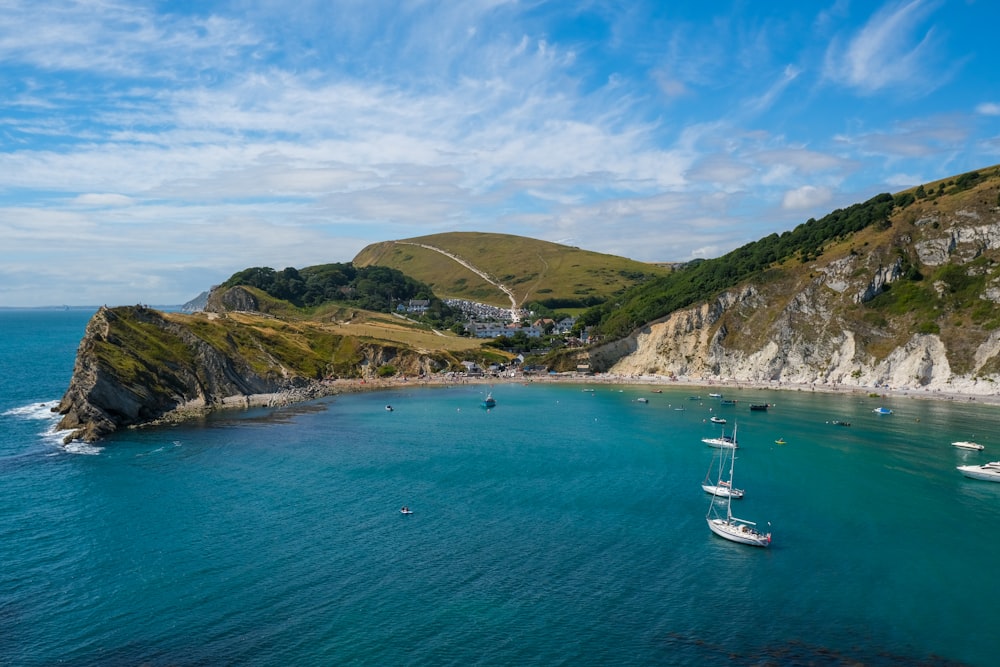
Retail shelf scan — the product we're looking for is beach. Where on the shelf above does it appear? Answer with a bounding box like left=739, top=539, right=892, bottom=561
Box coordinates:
left=154, top=370, right=1000, bottom=428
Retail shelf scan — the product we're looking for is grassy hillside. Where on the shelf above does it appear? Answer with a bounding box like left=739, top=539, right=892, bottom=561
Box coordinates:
left=353, top=232, right=671, bottom=309
left=580, top=166, right=1000, bottom=343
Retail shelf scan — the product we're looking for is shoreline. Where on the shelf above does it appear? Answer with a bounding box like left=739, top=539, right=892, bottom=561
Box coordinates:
left=150, top=372, right=1000, bottom=428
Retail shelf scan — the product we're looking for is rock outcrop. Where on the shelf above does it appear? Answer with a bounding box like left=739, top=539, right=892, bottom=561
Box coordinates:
left=582, top=182, right=1000, bottom=396
left=56, top=303, right=455, bottom=442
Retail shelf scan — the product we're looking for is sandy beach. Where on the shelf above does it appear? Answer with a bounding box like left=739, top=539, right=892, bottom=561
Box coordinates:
left=229, top=371, right=1000, bottom=413
left=147, top=368, right=1000, bottom=431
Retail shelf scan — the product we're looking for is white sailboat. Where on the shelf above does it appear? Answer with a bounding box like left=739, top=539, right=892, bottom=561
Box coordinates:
left=702, top=444, right=744, bottom=499
left=702, top=423, right=738, bottom=448
left=706, top=432, right=771, bottom=547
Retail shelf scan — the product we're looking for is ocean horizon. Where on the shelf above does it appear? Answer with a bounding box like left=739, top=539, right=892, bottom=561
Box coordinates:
left=2, top=308, right=999, bottom=666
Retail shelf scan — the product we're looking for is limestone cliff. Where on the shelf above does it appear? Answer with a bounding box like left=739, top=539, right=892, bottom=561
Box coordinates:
left=57, top=302, right=457, bottom=442
left=585, top=175, right=1000, bottom=396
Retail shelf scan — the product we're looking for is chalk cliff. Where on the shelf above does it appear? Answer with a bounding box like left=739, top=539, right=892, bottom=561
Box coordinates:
left=585, top=186, right=1000, bottom=396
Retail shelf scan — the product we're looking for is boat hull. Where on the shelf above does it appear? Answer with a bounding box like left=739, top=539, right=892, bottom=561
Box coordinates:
left=702, top=438, right=737, bottom=448
left=957, top=465, right=1000, bottom=482
left=952, top=441, right=984, bottom=451
left=707, top=518, right=770, bottom=547
left=702, top=484, right=744, bottom=499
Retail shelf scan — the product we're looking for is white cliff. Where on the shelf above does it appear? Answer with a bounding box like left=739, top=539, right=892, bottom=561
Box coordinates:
left=593, top=193, right=1000, bottom=398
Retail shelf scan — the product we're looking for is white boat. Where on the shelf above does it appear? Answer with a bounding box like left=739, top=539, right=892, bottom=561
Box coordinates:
left=952, top=441, right=984, bottom=451
left=873, top=407, right=893, bottom=415
left=636, top=397, right=649, bottom=403
left=400, top=506, right=414, bottom=514
left=710, top=416, right=726, bottom=424
left=702, top=423, right=738, bottom=448
left=702, top=445, right=744, bottom=499
left=708, top=393, right=723, bottom=398
left=957, top=461, right=1000, bottom=482
left=706, top=430, right=770, bottom=547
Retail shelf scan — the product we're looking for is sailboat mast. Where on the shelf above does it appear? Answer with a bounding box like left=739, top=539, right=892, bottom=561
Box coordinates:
left=726, top=424, right=737, bottom=519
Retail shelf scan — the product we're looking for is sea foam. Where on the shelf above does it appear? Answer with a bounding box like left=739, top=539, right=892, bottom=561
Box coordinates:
left=4, top=400, right=103, bottom=455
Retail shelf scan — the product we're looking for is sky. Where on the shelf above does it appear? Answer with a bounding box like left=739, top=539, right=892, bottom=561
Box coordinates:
left=2, top=0, right=999, bottom=307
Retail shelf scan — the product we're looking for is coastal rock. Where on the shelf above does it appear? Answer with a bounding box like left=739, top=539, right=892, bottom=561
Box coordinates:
left=56, top=305, right=451, bottom=442
left=205, top=286, right=259, bottom=313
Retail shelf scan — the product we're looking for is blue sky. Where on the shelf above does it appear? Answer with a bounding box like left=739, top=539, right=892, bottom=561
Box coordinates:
left=2, top=0, right=999, bottom=306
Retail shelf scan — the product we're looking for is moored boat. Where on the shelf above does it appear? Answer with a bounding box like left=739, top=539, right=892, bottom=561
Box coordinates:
left=952, top=441, right=984, bottom=451
left=710, top=416, right=726, bottom=424
left=702, top=423, right=738, bottom=449
left=957, top=461, right=1000, bottom=482
left=749, top=403, right=770, bottom=411
left=873, top=407, right=893, bottom=415
left=706, top=428, right=770, bottom=547
left=702, top=444, right=744, bottom=499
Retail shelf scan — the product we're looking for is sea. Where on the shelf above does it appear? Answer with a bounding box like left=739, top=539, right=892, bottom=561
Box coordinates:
left=2, top=308, right=999, bottom=666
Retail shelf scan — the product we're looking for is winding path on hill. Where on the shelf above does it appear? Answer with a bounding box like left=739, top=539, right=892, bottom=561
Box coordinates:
left=395, top=242, right=521, bottom=321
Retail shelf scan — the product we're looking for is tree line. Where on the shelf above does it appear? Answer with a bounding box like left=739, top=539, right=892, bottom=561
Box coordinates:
left=580, top=192, right=897, bottom=341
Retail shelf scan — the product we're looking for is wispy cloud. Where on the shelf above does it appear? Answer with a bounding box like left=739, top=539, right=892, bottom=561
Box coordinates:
left=0, top=1, right=996, bottom=306
left=823, top=0, right=944, bottom=94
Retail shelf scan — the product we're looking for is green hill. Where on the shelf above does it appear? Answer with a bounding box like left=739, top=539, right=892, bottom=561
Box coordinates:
left=353, top=232, right=671, bottom=310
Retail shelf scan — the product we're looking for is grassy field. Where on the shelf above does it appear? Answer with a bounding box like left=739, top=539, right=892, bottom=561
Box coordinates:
left=353, top=231, right=671, bottom=308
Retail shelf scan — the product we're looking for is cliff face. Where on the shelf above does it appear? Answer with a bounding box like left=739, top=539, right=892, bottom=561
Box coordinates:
left=57, top=302, right=454, bottom=442
left=587, top=188, right=1000, bottom=395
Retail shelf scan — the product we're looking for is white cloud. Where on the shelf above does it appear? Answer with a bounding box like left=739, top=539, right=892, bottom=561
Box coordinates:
left=824, top=0, right=944, bottom=94
left=72, top=193, right=134, bottom=207
left=782, top=185, right=833, bottom=210
left=0, top=1, right=995, bottom=306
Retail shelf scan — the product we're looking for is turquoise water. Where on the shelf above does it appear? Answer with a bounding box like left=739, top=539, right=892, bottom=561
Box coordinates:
left=2, top=309, right=999, bottom=666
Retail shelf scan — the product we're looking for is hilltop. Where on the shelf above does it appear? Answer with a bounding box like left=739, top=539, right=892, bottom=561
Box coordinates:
left=353, top=232, right=670, bottom=310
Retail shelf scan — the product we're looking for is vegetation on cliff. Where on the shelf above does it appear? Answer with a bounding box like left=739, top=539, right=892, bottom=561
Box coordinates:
left=56, top=304, right=495, bottom=441
left=578, top=192, right=898, bottom=341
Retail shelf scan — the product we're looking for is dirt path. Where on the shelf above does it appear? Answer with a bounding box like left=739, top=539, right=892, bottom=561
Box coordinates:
left=396, top=241, right=521, bottom=321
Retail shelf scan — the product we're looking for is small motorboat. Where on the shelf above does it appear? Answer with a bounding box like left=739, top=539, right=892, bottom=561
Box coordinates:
left=385, top=405, right=394, bottom=411
left=952, top=441, right=985, bottom=451
left=749, top=403, right=770, bottom=411
left=400, top=506, right=414, bottom=514
left=775, top=438, right=786, bottom=445
left=710, top=416, right=726, bottom=424
left=637, top=397, right=649, bottom=403
left=873, top=407, right=893, bottom=415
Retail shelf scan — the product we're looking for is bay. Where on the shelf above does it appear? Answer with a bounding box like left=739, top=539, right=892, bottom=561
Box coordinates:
left=1, top=309, right=998, bottom=666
